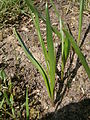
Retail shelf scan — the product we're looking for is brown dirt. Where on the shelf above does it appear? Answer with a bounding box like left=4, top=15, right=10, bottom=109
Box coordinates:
left=0, top=0, right=90, bottom=120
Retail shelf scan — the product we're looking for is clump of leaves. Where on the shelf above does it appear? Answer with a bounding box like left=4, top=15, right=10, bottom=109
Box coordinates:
left=14, top=2, right=56, bottom=102
left=14, top=0, right=90, bottom=104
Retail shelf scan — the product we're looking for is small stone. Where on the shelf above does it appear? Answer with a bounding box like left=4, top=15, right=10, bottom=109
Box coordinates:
left=73, top=78, right=75, bottom=82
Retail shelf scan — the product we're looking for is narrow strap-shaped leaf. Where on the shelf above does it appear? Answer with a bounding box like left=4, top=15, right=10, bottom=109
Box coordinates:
left=33, top=13, right=50, bottom=71
left=25, top=0, right=38, bottom=15
left=0, top=69, right=7, bottom=81
left=14, top=28, right=51, bottom=98
left=0, top=98, right=5, bottom=109
left=77, top=0, right=84, bottom=45
left=46, top=3, right=56, bottom=99
left=52, top=26, right=62, bottom=39
left=60, top=18, right=65, bottom=80
left=63, top=29, right=90, bottom=78
left=25, top=0, right=46, bottom=22
left=10, top=94, right=15, bottom=117
left=60, top=18, right=64, bottom=56
left=25, top=0, right=49, bottom=72
left=25, top=0, right=62, bottom=42
left=26, top=88, right=29, bottom=120
left=3, top=91, right=11, bottom=106
left=50, top=0, right=70, bottom=61
left=64, top=37, right=70, bottom=64
left=3, top=92, right=15, bottom=117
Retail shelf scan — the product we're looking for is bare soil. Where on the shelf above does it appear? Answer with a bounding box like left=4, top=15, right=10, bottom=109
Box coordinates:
left=0, top=0, right=90, bottom=120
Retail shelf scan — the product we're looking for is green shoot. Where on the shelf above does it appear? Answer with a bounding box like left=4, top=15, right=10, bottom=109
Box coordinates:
left=26, top=88, right=29, bottom=120
left=14, top=1, right=56, bottom=102
left=0, top=98, right=5, bottom=109
left=10, top=94, right=15, bottom=117
left=60, top=18, right=65, bottom=80
left=14, top=28, right=51, bottom=99
left=14, top=0, right=90, bottom=106
left=50, top=0, right=89, bottom=79
left=0, top=69, right=7, bottom=82
left=46, top=2, right=56, bottom=100
left=50, top=0, right=70, bottom=80
left=77, top=0, right=84, bottom=45
left=63, top=28, right=90, bottom=78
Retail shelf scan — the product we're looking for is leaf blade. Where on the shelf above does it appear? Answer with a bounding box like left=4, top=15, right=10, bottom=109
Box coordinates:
left=63, top=29, right=90, bottom=78
left=26, top=88, right=29, bottom=120
left=77, top=0, right=84, bottom=45
left=14, top=28, right=51, bottom=98
left=46, top=3, right=56, bottom=99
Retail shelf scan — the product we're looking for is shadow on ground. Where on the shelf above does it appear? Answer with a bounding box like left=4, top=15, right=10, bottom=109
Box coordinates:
left=40, top=98, right=90, bottom=120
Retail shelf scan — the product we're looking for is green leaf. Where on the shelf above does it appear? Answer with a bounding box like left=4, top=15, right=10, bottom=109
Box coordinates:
left=26, top=0, right=49, bottom=73
left=10, top=94, right=14, bottom=106
left=14, top=28, right=51, bottom=98
left=46, top=2, right=56, bottom=99
left=77, top=0, right=84, bottom=45
left=10, top=94, right=15, bottom=117
left=63, top=29, right=90, bottom=78
left=32, top=10, right=49, bottom=71
left=3, top=91, right=11, bottom=107
left=60, top=18, right=65, bottom=80
left=0, top=69, right=7, bottom=81
left=20, top=0, right=56, bottom=100
left=25, top=0, right=46, bottom=22
left=25, top=0, right=37, bottom=15
left=64, top=37, right=70, bottom=63
left=0, top=98, right=5, bottom=109
left=25, top=0, right=62, bottom=42
left=26, top=88, right=29, bottom=120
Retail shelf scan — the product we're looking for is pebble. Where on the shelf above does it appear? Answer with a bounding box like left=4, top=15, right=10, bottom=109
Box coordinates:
left=73, top=77, right=75, bottom=82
